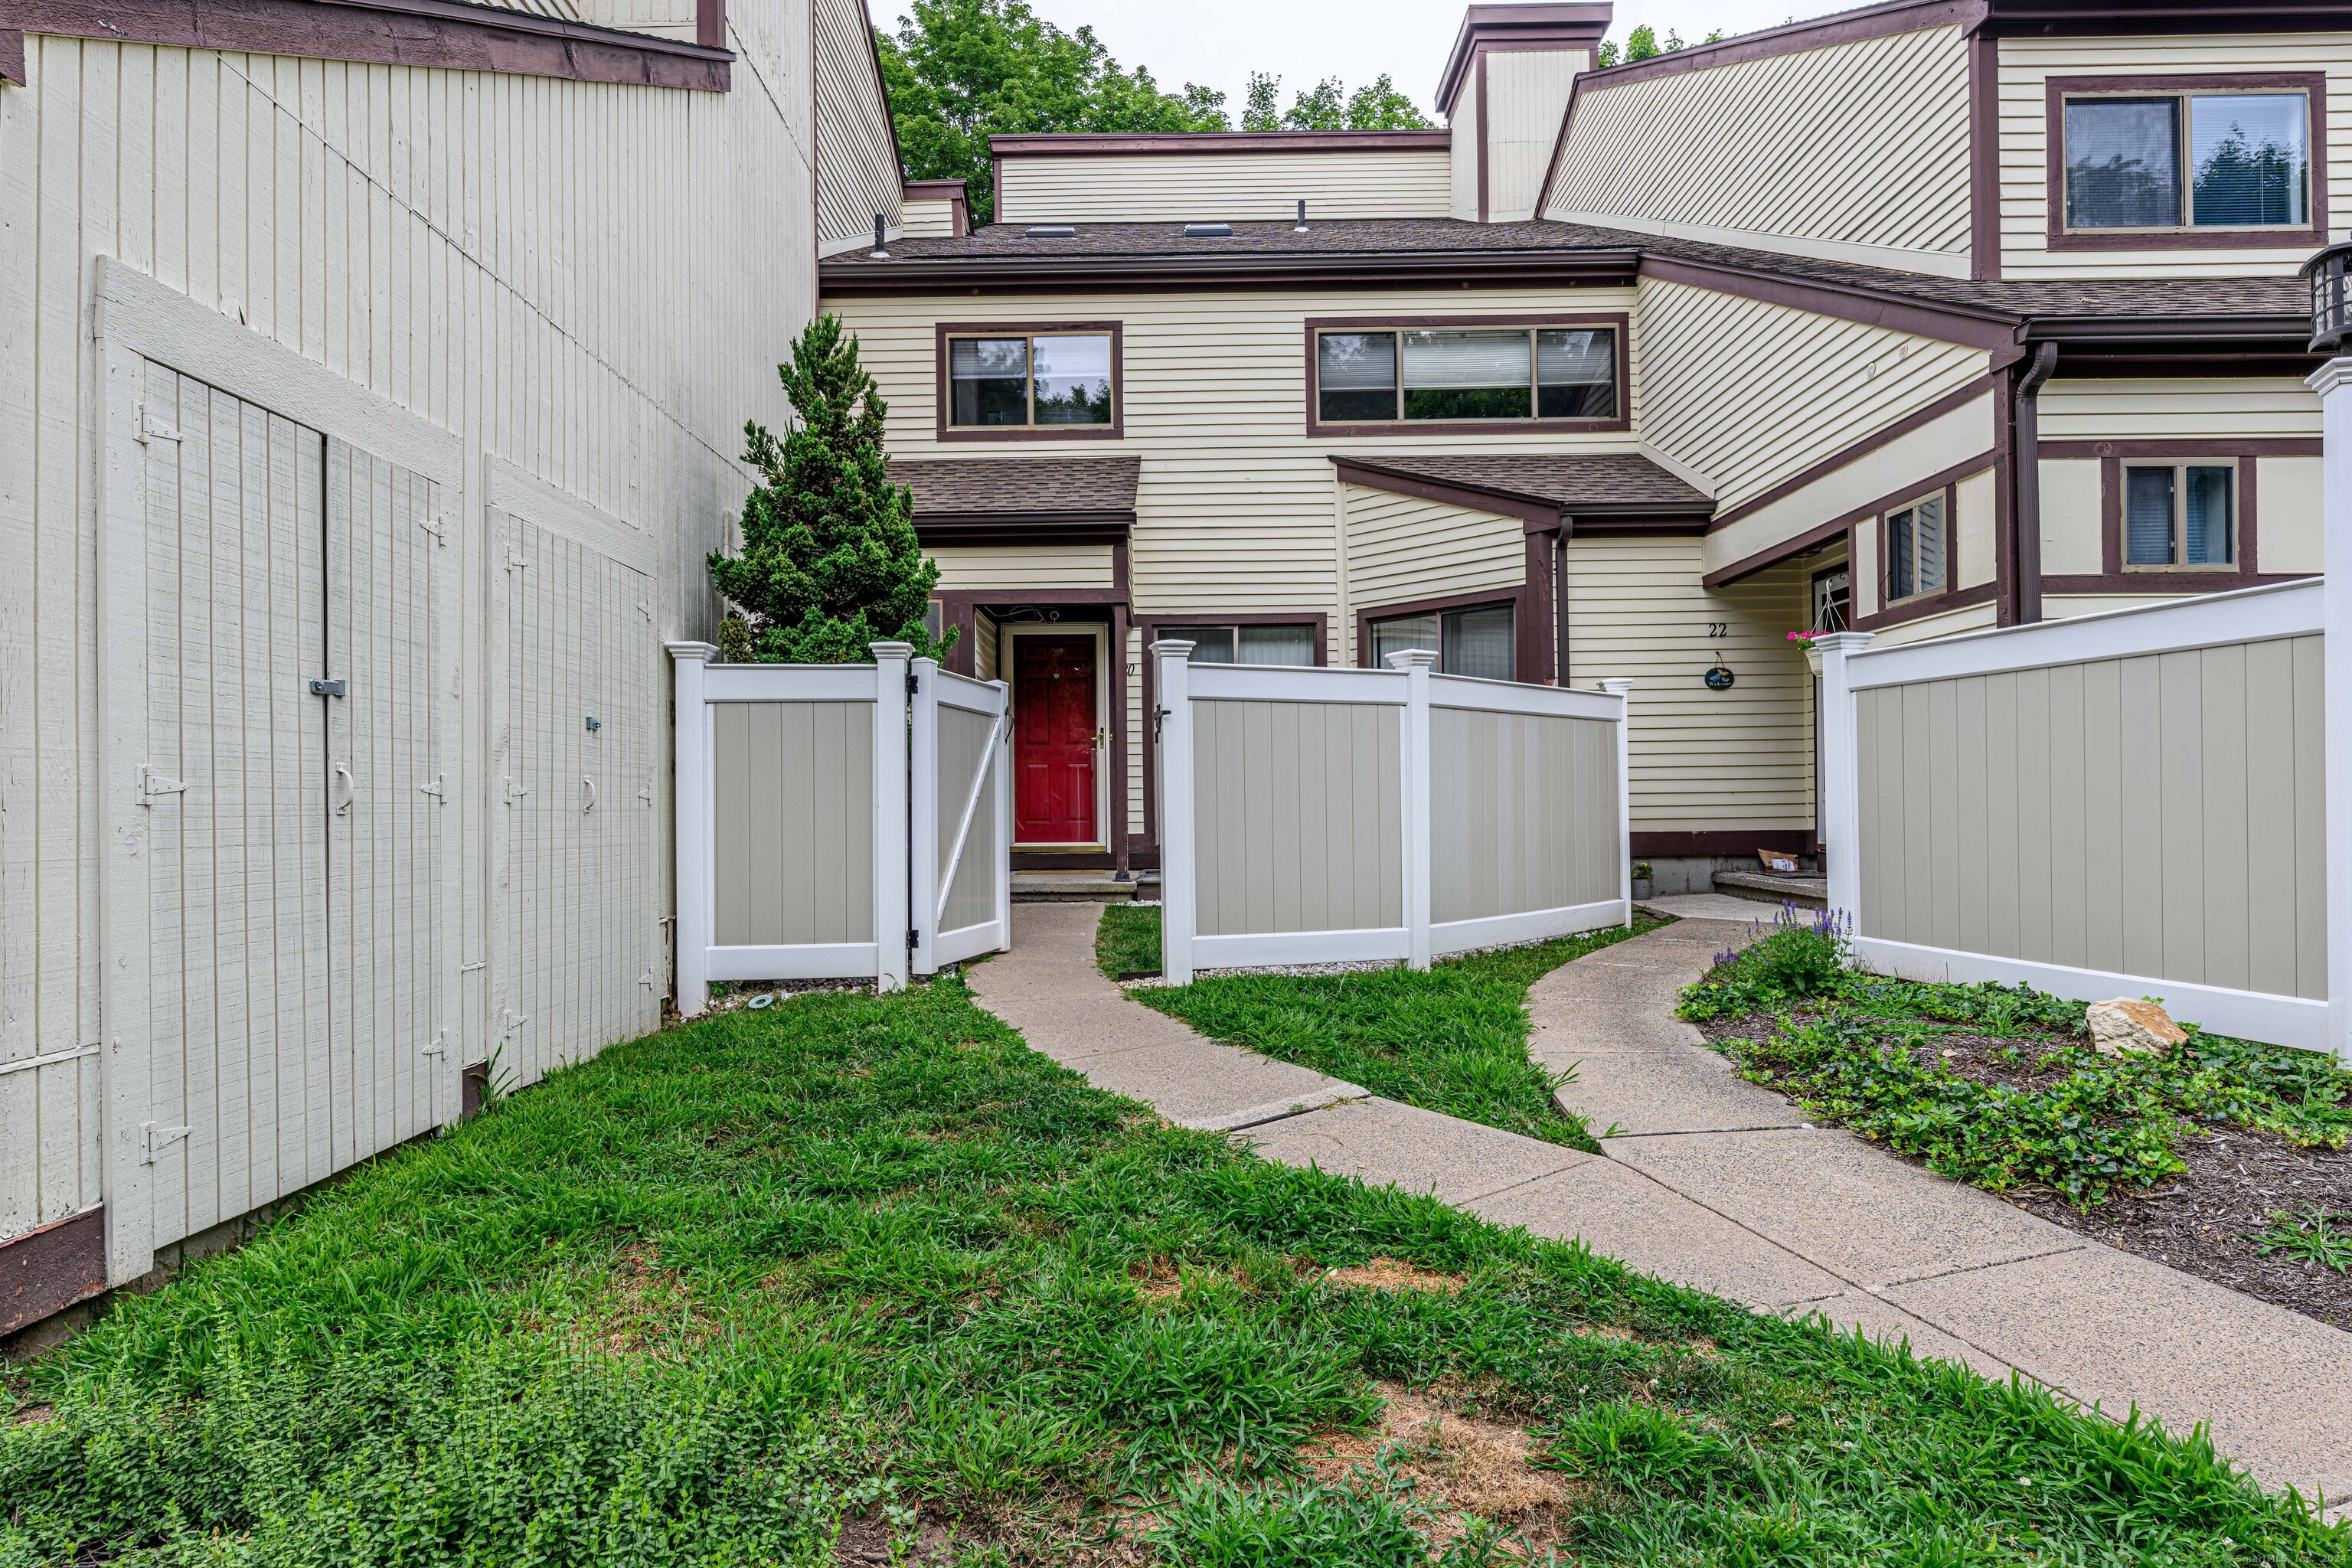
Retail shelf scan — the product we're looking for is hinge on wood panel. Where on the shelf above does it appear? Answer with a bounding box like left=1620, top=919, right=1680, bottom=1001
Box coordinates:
left=421, top=1031, right=447, bottom=1057
left=418, top=514, right=446, bottom=544
left=503, top=776, right=529, bottom=803
left=638, top=780, right=655, bottom=806
left=140, top=1121, right=191, bottom=1163
left=136, top=404, right=182, bottom=444
left=137, top=764, right=187, bottom=802
left=419, top=774, right=446, bottom=802
left=638, top=601, right=652, bottom=622
left=505, top=550, right=531, bottom=571
left=639, top=969, right=655, bottom=989
left=461, top=960, right=486, bottom=972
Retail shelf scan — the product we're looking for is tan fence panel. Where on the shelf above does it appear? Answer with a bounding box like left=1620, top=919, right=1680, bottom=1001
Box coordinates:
left=938, top=701, right=1001, bottom=938
left=711, top=701, right=877, bottom=948
left=1431, top=707, right=1620, bottom=926
left=1855, top=635, right=2325, bottom=1001
left=1192, top=699, right=1404, bottom=939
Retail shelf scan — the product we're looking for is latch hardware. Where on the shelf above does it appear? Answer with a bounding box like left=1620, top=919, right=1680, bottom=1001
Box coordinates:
left=309, top=678, right=347, bottom=697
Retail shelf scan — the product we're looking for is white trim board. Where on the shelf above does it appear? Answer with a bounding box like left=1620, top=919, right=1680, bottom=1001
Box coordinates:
left=1191, top=926, right=1413, bottom=968
left=1851, top=936, right=2328, bottom=1054
left=1432, top=899, right=1628, bottom=957
left=485, top=452, right=657, bottom=579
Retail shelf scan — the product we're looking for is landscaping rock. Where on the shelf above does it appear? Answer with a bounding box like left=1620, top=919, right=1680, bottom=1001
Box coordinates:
left=2086, top=998, right=2187, bottom=1057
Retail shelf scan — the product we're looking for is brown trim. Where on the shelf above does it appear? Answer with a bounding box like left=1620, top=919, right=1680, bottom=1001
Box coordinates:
left=933, top=322, right=1124, bottom=443
left=2042, top=449, right=2301, bottom=594
left=1873, top=481, right=1964, bottom=617
left=1476, top=52, right=1491, bottom=225
left=1577, top=0, right=1982, bottom=92
left=462, top=1062, right=488, bottom=1121
left=2043, top=74, right=2328, bottom=253
left=1705, top=451, right=1997, bottom=588
left=2039, top=438, right=2323, bottom=459
left=696, top=0, right=723, bottom=49
left=913, top=512, right=1134, bottom=547
left=987, top=130, right=1452, bottom=158
left=1637, top=255, right=2020, bottom=351
left=1303, top=313, right=1632, bottom=438
left=1707, top=377, right=2003, bottom=534
left=1013, top=849, right=1119, bottom=871
left=822, top=250, right=1642, bottom=296
left=0, top=1207, right=106, bottom=1338
left=1968, top=33, right=2001, bottom=281
left=991, top=152, right=1005, bottom=224
left=1354, top=586, right=1538, bottom=681
left=1436, top=5, right=1610, bottom=115
left=1632, top=829, right=1814, bottom=857
left=864, top=5, right=908, bottom=190
left=1333, top=459, right=1557, bottom=530
left=5, top=0, right=733, bottom=90
left=1993, top=348, right=2021, bottom=624
left=1854, top=579, right=1998, bottom=633
left=1, top=28, right=25, bottom=86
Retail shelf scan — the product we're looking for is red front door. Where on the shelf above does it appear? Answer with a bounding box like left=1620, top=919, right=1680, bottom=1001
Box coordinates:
left=1013, top=633, right=1099, bottom=844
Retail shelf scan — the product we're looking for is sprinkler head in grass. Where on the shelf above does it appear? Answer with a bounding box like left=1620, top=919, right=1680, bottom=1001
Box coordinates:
left=747, top=993, right=775, bottom=1011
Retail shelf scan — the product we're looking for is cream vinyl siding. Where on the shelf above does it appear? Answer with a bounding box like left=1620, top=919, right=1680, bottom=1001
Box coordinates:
left=573, top=0, right=699, bottom=41
left=1998, top=33, right=2352, bottom=278
left=1548, top=25, right=1974, bottom=276
left=827, top=285, right=1642, bottom=638
left=814, top=0, right=901, bottom=250
left=2039, top=458, right=2104, bottom=577
left=1857, top=635, right=2325, bottom=998
left=1450, top=73, right=1481, bottom=220
left=1483, top=49, right=1589, bottom=223
left=928, top=544, right=1116, bottom=589
left=975, top=612, right=1001, bottom=681
left=1344, top=486, right=1524, bottom=622
left=2038, top=378, right=2321, bottom=442
left=1953, top=469, right=1998, bottom=590
left=1633, top=276, right=1990, bottom=562
left=1865, top=599, right=1998, bottom=648
left=995, top=150, right=1452, bottom=224
left=0, top=12, right=815, bottom=1253
left=901, top=195, right=960, bottom=237
left=1562, top=537, right=1814, bottom=837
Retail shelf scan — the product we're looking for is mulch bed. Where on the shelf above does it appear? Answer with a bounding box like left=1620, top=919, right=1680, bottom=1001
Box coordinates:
left=1698, top=1012, right=2352, bottom=1331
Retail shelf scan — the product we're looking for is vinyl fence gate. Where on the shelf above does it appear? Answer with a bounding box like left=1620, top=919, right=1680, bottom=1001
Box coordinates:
left=669, top=641, right=1011, bottom=1014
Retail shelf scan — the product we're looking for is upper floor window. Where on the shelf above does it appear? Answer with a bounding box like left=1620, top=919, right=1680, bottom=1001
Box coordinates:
left=1884, top=493, right=1946, bottom=605
left=2124, top=462, right=2236, bottom=569
left=936, top=323, right=1122, bottom=440
left=1308, top=318, right=1624, bottom=433
left=2061, top=86, right=2314, bottom=235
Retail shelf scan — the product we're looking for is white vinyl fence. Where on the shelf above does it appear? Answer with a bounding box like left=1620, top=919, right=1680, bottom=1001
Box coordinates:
left=1816, top=580, right=2328, bottom=1052
left=669, top=641, right=1011, bottom=1013
left=1152, top=641, right=1630, bottom=983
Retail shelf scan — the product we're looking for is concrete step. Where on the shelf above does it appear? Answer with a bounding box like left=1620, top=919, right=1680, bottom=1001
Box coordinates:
left=1011, top=870, right=1155, bottom=903
left=1711, top=871, right=1827, bottom=909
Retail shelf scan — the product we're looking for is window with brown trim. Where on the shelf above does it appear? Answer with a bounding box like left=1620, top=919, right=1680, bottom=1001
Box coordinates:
left=1306, top=316, right=1627, bottom=434
left=1161, top=623, right=1318, bottom=666
left=934, top=322, right=1123, bottom=441
left=2050, top=77, right=2324, bottom=247
left=2122, top=460, right=2236, bottom=570
left=1368, top=603, right=1514, bottom=679
left=1883, top=492, right=1946, bottom=605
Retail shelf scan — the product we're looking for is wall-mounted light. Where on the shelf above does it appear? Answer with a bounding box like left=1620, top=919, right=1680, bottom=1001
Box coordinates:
left=2301, top=240, right=2352, bottom=353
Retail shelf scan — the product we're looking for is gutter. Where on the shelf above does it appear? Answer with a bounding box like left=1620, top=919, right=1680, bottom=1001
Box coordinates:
left=2011, top=341, right=2059, bottom=626
left=822, top=249, right=1645, bottom=296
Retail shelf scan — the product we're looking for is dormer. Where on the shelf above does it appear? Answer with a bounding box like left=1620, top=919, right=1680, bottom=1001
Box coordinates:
left=1437, top=3, right=1612, bottom=222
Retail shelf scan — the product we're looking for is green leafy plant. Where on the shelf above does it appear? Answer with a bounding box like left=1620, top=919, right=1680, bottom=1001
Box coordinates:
left=2252, top=1204, right=2352, bottom=1273
left=709, top=315, right=952, bottom=665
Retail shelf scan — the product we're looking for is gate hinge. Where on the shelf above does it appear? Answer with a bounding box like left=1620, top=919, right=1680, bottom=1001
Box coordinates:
left=907, top=927, right=921, bottom=951
left=505, top=550, right=531, bottom=571
left=421, top=1031, right=447, bottom=1057
left=637, top=779, right=655, bottom=806
left=136, top=403, right=183, bottom=444
left=138, top=763, right=188, bottom=802
left=639, top=969, right=656, bottom=989
left=140, top=1121, right=191, bottom=1163
left=309, top=678, right=347, bottom=697
left=504, top=776, right=529, bottom=803
left=419, top=774, right=446, bottom=802
left=638, top=601, right=652, bottom=622
left=418, top=514, right=446, bottom=544
left=906, top=671, right=920, bottom=697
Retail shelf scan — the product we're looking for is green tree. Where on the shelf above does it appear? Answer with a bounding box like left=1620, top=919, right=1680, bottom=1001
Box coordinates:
left=1343, top=74, right=1432, bottom=129
left=1282, top=76, right=1347, bottom=130
left=1247, top=71, right=1431, bottom=132
left=1240, top=70, right=1282, bottom=131
left=710, top=316, right=952, bottom=665
left=879, top=0, right=1228, bottom=227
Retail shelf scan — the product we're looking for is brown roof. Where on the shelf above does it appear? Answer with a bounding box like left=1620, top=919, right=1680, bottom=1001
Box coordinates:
left=890, top=456, right=1139, bottom=543
left=1337, top=453, right=1711, bottom=518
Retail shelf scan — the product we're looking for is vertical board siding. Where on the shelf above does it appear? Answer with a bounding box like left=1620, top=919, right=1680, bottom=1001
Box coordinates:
left=936, top=701, right=998, bottom=935
left=1484, top=50, right=1587, bottom=223
left=1857, top=634, right=2327, bottom=998
left=1998, top=34, right=2352, bottom=279
left=813, top=0, right=900, bottom=247
left=1191, top=699, right=1403, bottom=938
left=0, top=6, right=837, bottom=1246
left=1635, top=276, right=1988, bottom=515
left=710, top=701, right=875, bottom=946
left=1345, top=487, right=1524, bottom=615
left=996, top=150, right=1452, bottom=224
left=1548, top=24, right=1972, bottom=267
left=1429, top=704, right=1617, bottom=923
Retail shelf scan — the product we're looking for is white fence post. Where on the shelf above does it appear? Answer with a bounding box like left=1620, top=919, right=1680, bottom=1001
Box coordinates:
left=2314, top=356, right=2352, bottom=1063
left=871, top=642, right=913, bottom=992
left=993, top=678, right=1014, bottom=954
left=1388, top=648, right=1439, bottom=970
left=1811, top=631, right=1873, bottom=939
left=1152, top=640, right=1197, bottom=984
left=908, top=655, right=940, bottom=976
left=665, top=640, right=717, bottom=1018
left=1594, top=678, right=1634, bottom=924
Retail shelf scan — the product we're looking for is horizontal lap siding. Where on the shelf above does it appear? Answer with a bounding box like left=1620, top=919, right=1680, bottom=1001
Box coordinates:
left=1429, top=706, right=1615, bottom=922
left=0, top=15, right=820, bottom=1243
left=1857, top=635, right=2325, bottom=998
left=813, top=0, right=900, bottom=247
left=1635, top=277, right=1987, bottom=518
left=1549, top=24, right=1971, bottom=269
left=711, top=701, right=875, bottom=946
left=1998, top=33, right=2352, bottom=279
left=1345, top=487, right=1524, bottom=615
left=998, top=151, right=1452, bottom=224
left=1192, top=699, right=1402, bottom=938
left=928, top=544, right=1115, bottom=589
left=900, top=198, right=958, bottom=238
left=1564, top=537, right=1814, bottom=836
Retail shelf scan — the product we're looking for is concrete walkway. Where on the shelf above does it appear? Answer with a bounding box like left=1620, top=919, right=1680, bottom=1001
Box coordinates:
left=968, top=903, right=2352, bottom=1511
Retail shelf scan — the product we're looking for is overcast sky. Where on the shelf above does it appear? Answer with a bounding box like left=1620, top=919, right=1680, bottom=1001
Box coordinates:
left=883, top=1, right=1857, bottom=123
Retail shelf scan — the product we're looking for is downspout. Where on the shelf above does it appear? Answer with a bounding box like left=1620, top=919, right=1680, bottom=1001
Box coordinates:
left=1553, top=514, right=1573, bottom=684
left=2013, top=341, right=2060, bottom=625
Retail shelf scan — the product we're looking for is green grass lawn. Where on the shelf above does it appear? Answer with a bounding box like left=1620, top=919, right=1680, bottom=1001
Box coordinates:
left=1098, top=905, right=1668, bottom=1151
left=4, top=978, right=2341, bottom=1565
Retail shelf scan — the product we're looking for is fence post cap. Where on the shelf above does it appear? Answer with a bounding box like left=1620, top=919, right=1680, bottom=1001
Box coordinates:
left=1810, top=632, right=1873, bottom=655
left=1147, top=639, right=1196, bottom=658
left=1592, top=678, right=1633, bottom=697
left=1383, top=648, right=1439, bottom=670
left=868, top=640, right=916, bottom=660
left=665, top=640, right=720, bottom=663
